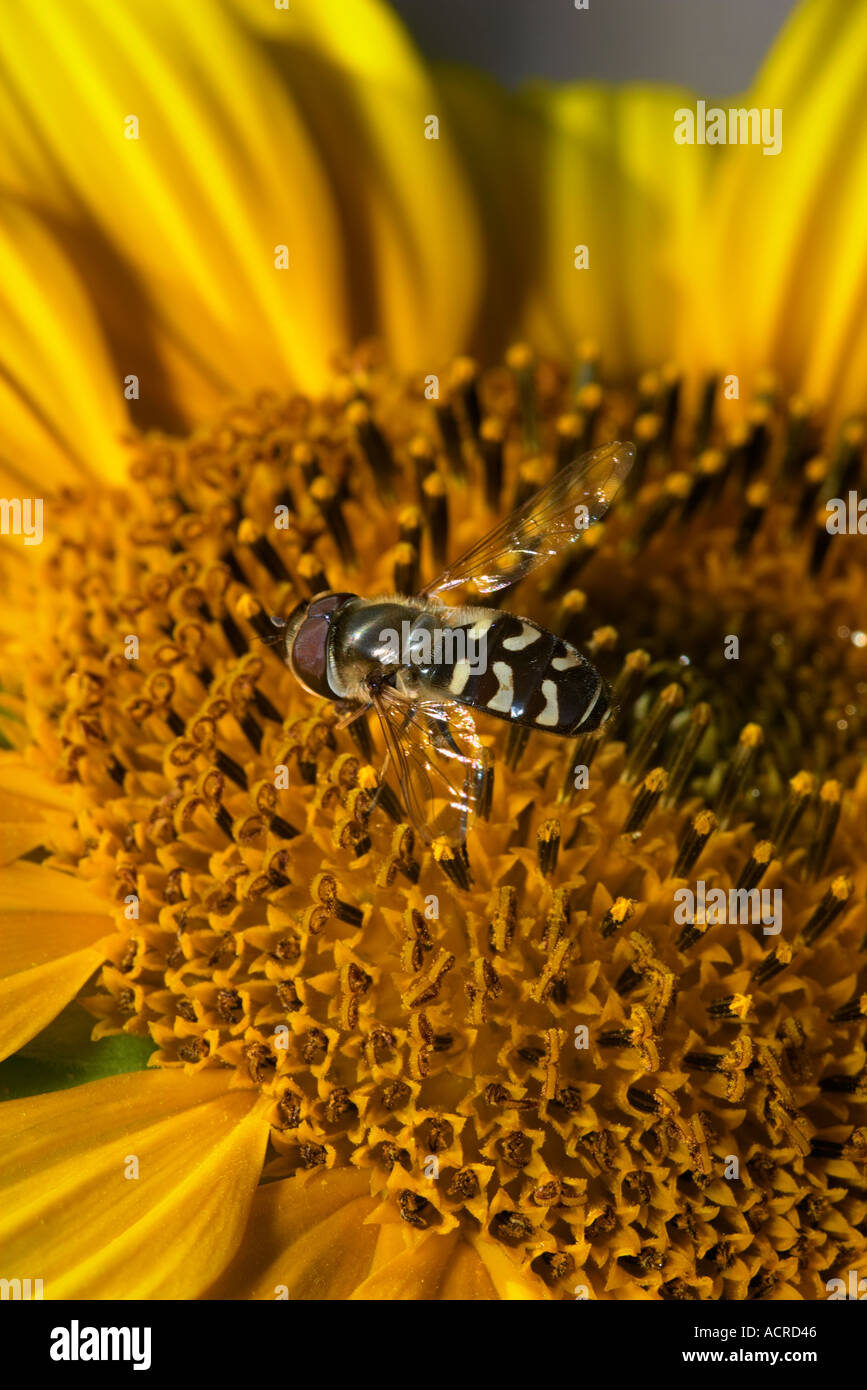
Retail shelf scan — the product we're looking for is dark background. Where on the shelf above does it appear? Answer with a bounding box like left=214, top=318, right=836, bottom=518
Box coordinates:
left=392, top=0, right=798, bottom=93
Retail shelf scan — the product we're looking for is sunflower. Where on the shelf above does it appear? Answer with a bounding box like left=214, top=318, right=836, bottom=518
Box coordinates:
left=0, top=0, right=865, bottom=1302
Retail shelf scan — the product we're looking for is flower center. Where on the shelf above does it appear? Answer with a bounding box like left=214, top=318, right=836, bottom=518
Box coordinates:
left=16, top=345, right=867, bottom=1294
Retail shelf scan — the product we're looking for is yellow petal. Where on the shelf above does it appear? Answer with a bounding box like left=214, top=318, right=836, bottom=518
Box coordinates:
left=0, top=201, right=129, bottom=487
left=0, top=0, right=351, bottom=425
left=0, top=695, right=28, bottom=751
left=694, top=0, right=867, bottom=421
left=432, top=65, right=537, bottom=359
left=348, top=1228, right=480, bottom=1299
left=0, top=947, right=105, bottom=1064
left=0, top=1069, right=269, bottom=1298
left=207, top=1166, right=549, bottom=1300
left=0, top=824, right=51, bottom=863
left=468, top=1232, right=555, bottom=1299
left=205, top=1167, right=380, bottom=1299
left=0, top=822, right=80, bottom=866
left=450, top=77, right=713, bottom=376
left=437, top=1239, right=503, bottom=1298
left=230, top=0, right=483, bottom=370
left=0, top=862, right=112, bottom=971
left=0, top=757, right=74, bottom=820
left=0, top=757, right=78, bottom=863
left=0, top=862, right=114, bottom=1059
left=349, top=1226, right=550, bottom=1299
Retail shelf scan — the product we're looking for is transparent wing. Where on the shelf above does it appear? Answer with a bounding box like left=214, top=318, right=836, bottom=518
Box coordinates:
left=421, top=439, right=634, bottom=599
left=366, top=676, right=486, bottom=848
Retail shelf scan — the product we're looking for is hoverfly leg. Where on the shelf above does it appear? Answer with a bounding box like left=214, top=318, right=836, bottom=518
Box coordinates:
left=366, top=751, right=405, bottom=825
left=334, top=698, right=369, bottom=731
left=367, top=748, right=395, bottom=818
left=427, top=711, right=463, bottom=759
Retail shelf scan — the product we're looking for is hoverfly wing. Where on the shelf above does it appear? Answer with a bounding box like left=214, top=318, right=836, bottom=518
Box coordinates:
left=421, top=439, right=634, bottom=599
left=365, top=677, right=486, bottom=848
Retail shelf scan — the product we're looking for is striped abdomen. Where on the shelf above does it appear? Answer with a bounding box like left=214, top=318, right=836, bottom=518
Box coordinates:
left=420, top=609, right=607, bottom=735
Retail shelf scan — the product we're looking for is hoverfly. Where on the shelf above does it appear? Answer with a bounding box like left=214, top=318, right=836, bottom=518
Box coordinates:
left=271, top=440, right=634, bottom=850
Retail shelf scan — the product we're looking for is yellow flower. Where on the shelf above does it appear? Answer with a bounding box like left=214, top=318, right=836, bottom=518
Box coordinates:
left=1, top=0, right=866, bottom=1301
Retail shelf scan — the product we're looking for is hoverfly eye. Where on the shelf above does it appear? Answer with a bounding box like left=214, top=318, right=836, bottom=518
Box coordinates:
left=284, top=599, right=310, bottom=625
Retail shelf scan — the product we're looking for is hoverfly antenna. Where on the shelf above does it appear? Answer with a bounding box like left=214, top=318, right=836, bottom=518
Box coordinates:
left=260, top=598, right=310, bottom=654
left=260, top=614, right=289, bottom=648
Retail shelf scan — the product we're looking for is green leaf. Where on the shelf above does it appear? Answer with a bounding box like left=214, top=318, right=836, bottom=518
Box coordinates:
left=0, top=1002, right=155, bottom=1102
